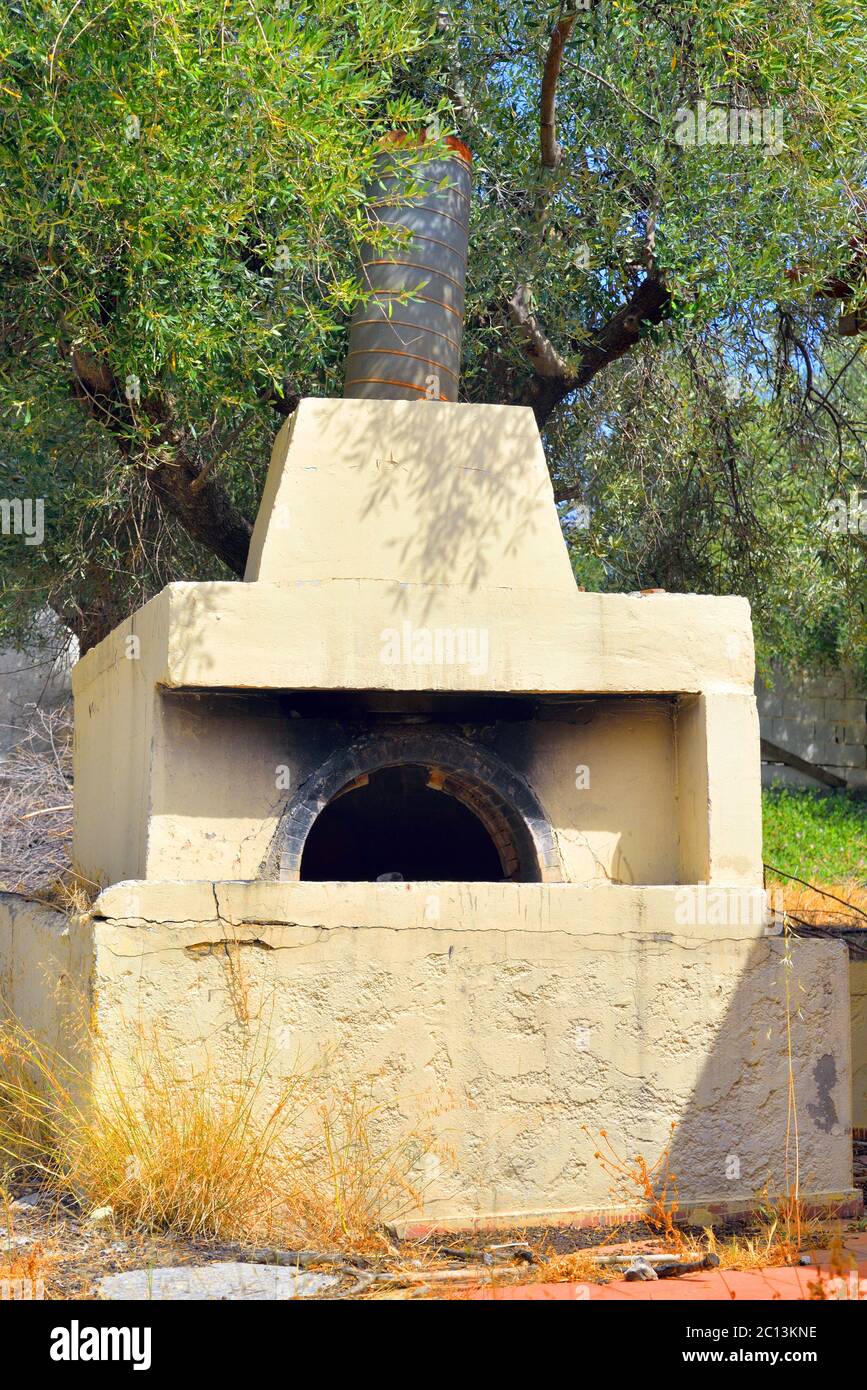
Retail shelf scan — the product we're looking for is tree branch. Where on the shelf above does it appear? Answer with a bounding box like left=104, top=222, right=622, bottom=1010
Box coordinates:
left=70, top=350, right=253, bottom=577
left=258, top=374, right=301, bottom=418
left=553, top=483, right=587, bottom=504
left=507, top=284, right=572, bottom=379
left=511, top=274, right=671, bottom=425
left=574, top=275, right=671, bottom=387
left=145, top=449, right=252, bottom=576
left=505, top=15, right=672, bottom=426
left=571, top=63, right=662, bottom=128
left=540, top=13, right=577, bottom=170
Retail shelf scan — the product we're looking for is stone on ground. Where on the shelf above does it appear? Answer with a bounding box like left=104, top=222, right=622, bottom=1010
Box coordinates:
left=96, top=1261, right=338, bottom=1301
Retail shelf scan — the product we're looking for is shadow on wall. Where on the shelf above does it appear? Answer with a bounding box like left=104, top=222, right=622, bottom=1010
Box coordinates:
left=508, top=702, right=678, bottom=887
left=353, top=405, right=551, bottom=605
left=427, top=934, right=853, bottom=1219
left=246, top=399, right=575, bottom=623
left=607, top=936, right=852, bottom=1216
left=152, top=399, right=573, bottom=682
left=6, top=883, right=852, bottom=1224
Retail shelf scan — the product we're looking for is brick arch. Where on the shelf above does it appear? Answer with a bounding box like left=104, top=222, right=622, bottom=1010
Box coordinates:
left=261, top=728, right=563, bottom=883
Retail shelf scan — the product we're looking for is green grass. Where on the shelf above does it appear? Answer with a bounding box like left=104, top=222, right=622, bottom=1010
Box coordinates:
left=762, top=786, right=867, bottom=885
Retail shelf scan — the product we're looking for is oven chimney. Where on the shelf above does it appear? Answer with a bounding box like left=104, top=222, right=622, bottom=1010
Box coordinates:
left=343, top=133, right=472, bottom=403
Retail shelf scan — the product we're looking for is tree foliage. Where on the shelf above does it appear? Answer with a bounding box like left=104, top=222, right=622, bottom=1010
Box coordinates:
left=1, top=0, right=431, bottom=644
left=1, top=0, right=865, bottom=670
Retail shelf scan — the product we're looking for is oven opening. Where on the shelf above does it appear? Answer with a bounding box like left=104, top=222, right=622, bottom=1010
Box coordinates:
left=299, top=764, right=508, bottom=882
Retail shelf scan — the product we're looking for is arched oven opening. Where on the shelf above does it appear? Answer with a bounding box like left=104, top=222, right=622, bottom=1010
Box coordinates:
left=264, top=727, right=562, bottom=884
left=299, top=764, right=508, bottom=882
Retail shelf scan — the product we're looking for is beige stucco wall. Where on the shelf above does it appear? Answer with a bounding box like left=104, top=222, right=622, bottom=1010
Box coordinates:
left=128, top=691, right=761, bottom=888
left=0, top=890, right=91, bottom=1068
left=526, top=702, right=678, bottom=885
left=72, top=620, right=762, bottom=890
left=143, top=694, right=683, bottom=886
left=72, top=593, right=170, bottom=886
left=1, top=883, right=855, bottom=1228
left=73, top=581, right=758, bottom=700
left=245, top=398, right=578, bottom=595
left=703, top=690, right=764, bottom=882
left=27, top=399, right=804, bottom=1229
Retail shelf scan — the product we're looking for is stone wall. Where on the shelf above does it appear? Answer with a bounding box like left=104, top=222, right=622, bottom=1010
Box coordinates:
left=0, top=624, right=75, bottom=766
left=757, top=666, right=867, bottom=790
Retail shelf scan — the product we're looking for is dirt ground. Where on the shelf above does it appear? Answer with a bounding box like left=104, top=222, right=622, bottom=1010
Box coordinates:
left=0, top=1180, right=730, bottom=1300
left=5, top=1176, right=866, bottom=1301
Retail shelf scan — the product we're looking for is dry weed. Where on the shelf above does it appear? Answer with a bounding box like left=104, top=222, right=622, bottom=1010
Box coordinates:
left=0, top=1016, right=437, bottom=1254
left=583, top=1121, right=685, bottom=1251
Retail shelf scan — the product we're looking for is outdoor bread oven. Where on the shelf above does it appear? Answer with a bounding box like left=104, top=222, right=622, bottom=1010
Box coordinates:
left=71, top=390, right=764, bottom=895
left=50, top=137, right=857, bottom=1231
left=72, top=134, right=764, bottom=898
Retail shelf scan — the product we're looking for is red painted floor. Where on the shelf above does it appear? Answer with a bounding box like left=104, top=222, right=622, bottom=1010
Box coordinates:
left=455, top=1234, right=867, bottom=1300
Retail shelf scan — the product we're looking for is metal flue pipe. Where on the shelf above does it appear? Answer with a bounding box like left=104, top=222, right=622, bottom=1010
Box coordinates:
left=343, top=133, right=472, bottom=402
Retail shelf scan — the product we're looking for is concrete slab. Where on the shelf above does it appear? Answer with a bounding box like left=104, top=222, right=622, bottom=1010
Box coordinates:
left=96, top=1262, right=339, bottom=1301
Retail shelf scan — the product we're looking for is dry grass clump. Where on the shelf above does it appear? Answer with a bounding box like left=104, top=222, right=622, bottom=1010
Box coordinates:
left=805, top=1230, right=863, bottom=1299
left=700, top=1194, right=818, bottom=1273
left=578, top=1124, right=817, bottom=1280
left=0, top=1242, right=50, bottom=1299
left=0, top=1018, right=433, bottom=1253
left=529, top=1248, right=617, bottom=1285
left=773, top=877, right=867, bottom=927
